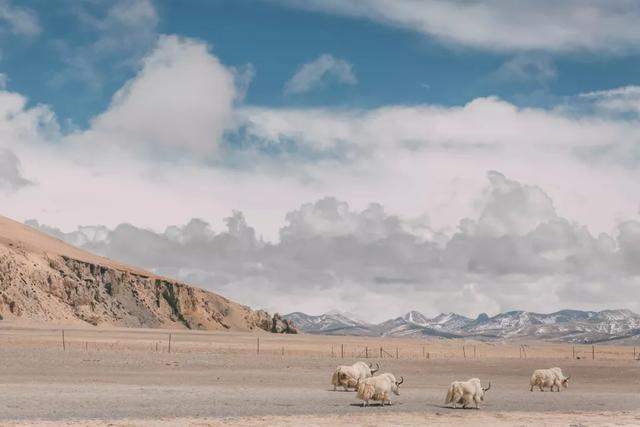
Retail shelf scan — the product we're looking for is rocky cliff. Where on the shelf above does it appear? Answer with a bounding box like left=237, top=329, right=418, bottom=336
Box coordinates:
left=0, top=214, right=295, bottom=332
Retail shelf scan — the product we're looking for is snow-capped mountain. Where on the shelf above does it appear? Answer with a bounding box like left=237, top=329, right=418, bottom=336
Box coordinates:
left=283, top=311, right=373, bottom=335
left=286, top=309, right=640, bottom=343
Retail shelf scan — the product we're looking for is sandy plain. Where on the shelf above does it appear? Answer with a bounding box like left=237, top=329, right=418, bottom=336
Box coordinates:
left=1, top=322, right=639, bottom=426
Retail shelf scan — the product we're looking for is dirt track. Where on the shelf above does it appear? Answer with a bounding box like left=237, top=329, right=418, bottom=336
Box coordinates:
left=1, top=324, right=639, bottom=425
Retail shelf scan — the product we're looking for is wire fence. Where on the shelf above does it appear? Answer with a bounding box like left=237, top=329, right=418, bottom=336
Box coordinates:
left=0, top=326, right=638, bottom=361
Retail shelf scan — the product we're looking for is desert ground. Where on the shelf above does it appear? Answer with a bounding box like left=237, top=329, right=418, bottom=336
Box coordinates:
left=1, top=322, right=639, bottom=426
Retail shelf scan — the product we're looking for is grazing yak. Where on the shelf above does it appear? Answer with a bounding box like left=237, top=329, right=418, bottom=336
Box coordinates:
left=331, top=361, right=379, bottom=391
left=530, top=367, right=570, bottom=392
left=444, top=378, right=491, bottom=409
left=356, top=373, right=404, bottom=406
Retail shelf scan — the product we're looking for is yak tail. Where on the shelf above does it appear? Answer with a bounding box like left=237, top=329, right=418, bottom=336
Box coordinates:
left=331, top=371, right=339, bottom=386
left=357, top=383, right=374, bottom=401
left=445, top=387, right=454, bottom=404
left=356, top=381, right=365, bottom=397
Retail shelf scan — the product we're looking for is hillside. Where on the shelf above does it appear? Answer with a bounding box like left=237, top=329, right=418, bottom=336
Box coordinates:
left=0, top=214, right=294, bottom=332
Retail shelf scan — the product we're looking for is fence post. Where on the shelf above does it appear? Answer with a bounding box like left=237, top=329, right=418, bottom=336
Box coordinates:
left=380, top=347, right=383, bottom=358
left=331, top=346, right=334, bottom=358
left=422, top=345, right=425, bottom=359
left=474, top=345, right=477, bottom=359
left=592, top=345, right=595, bottom=360
left=572, top=346, right=575, bottom=359
left=341, top=344, right=344, bottom=359
left=281, top=346, right=284, bottom=356
left=396, top=347, right=399, bottom=359
left=634, top=347, right=637, bottom=360
left=257, top=337, right=260, bottom=355
left=365, top=347, right=368, bottom=358
left=168, top=333, right=172, bottom=354
left=62, top=330, right=66, bottom=351
left=463, top=345, right=466, bottom=359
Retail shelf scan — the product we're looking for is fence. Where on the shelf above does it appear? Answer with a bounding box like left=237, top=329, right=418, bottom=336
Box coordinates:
left=0, top=326, right=638, bottom=361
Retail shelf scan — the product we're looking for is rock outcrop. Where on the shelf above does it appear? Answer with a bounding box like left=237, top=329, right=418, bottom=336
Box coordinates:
left=271, top=313, right=298, bottom=334
left=0, top=214, right=296, bottom=332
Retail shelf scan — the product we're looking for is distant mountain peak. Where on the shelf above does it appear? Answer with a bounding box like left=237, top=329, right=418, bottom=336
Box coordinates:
left=288, top=308, right=640, bottom=343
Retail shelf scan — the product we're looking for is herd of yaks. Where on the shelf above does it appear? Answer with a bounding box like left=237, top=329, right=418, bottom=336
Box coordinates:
left=331, top=361, right=571, bottom=408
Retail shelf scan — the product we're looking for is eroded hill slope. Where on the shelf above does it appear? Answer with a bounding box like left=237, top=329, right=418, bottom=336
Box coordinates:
left=0, top=215, right=294, bottom=332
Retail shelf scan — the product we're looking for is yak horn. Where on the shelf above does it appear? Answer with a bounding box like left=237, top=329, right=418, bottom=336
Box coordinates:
left=483, top=382, right=491, bottom=392
left=397, top=376, right=404, bottom=385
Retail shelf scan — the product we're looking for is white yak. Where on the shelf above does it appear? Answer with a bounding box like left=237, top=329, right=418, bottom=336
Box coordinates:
left=444, top=378, right=491, bottom=409
left=530, top=367, right=570, bottom=392
left=356, top=373, right=403, bottom=406
left=331, top=361, right=379, bottom=391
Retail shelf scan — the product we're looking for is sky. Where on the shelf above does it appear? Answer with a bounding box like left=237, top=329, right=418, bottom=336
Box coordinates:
left=2, top=0, right=640, bottom=321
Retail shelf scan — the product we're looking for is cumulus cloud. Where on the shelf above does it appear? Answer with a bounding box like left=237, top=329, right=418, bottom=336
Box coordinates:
left=26, top=172, right=640, bottom=321
left=284, top=54, right=357, bottom=94
left=0, top=0, right=40, bottom=37
left=276, top=0, right=640, bottom=53
left=79, top=35, right=237, bottom=157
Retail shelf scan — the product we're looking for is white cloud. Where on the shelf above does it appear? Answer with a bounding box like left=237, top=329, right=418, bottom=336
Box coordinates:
left=0, top=0, right=40, bottom=37
left=239, top=97, right=636, bottom=159
left=580, top=86, right=640, bottom=115
left=0, top=148, right=32, bottom=191
left=284, top=53, right=357, bottom=94
left=81, top=35, right=237, bottom=156
left=491, top=55, right=557, bottom=84
left=52, top=0, right=159, bottom=89
left=277, top=0, right=640, bottom=53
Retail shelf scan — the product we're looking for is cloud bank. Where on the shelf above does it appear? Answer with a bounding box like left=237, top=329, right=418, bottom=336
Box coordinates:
left=27, top=171, right=640, bottom=321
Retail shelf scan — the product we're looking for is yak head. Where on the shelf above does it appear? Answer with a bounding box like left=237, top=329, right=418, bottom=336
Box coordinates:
left=368, top=362, right=380, bottom=374
left=392, top=376, right=404, bottom=396
left=561, top=375, right=571, bottom=388
left=480, top=381, right=491, bottom=401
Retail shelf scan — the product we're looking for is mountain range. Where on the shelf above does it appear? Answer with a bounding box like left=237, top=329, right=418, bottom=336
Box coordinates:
left=285, top=309, right=640, bottom=344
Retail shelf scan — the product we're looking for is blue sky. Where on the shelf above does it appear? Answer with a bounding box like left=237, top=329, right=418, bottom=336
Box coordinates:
left=3, top=0, right=640, bottom=317
left=4, top=0, right=640, bottom=128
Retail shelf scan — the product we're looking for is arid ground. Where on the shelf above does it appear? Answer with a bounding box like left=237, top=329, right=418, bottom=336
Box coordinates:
left=1, top=322, right=639, bottom=426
